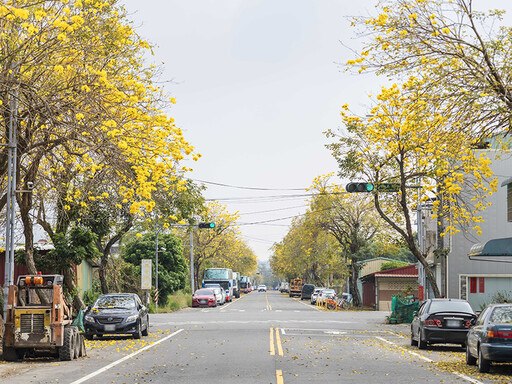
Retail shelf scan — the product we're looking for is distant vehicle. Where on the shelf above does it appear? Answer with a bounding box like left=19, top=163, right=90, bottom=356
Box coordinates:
left=411, top=298, right=476, bottom=350
left=84, top=293, right=149, bottom=340
left=279, top=282, right=289, bottom=293
left=311, top=288, right=325, bottom=305
left=289, top=278, right=303, bottom=298
left=301, top=284, right=315, bottom=300
left=258, top=285, right=267, bottom=292
left=233, top=272, right=241, bottom=298
left=204, top=284, right=226, bottom=305
left=240, top=276, right=252, bottom=294
left=203, top=268, right=233, bottom=301
left=192, top=289, right=217, bottom=308
left=466, top=304, right=512, bottom=373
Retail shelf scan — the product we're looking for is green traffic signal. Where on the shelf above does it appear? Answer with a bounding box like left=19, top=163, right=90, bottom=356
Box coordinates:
left=198, top=222, right=215, bottom=229
left=346, top=182, right=374, bottom=193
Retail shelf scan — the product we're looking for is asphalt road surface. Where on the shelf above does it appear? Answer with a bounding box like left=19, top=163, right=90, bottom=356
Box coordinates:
left=1, top=291, right=512, bottom=383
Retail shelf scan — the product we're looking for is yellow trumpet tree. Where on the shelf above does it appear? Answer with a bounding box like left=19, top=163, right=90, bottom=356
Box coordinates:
left=326, top=81, right=497, bottom=297
left=0, top=0, right=199, bottom=298
left=347, top=0, right=512, bottom=138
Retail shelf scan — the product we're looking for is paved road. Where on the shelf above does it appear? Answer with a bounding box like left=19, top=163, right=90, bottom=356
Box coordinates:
left=1, top=291, right=512, bottom=383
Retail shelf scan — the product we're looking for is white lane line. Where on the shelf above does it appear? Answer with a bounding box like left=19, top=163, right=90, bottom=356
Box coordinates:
left=70, top=329, right=184, bottom=384
left=281, top=328, right=286, bottom=335
left=297, top=299, right=321, bottom=311
left=374, top=336, right=484, bottom=384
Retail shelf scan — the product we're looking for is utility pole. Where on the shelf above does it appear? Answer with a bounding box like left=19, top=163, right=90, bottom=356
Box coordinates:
left=190, top=230, right=194, bottom=293
left=155, top=225, right=159, bottom=311
left=3, top=80, right=18, bottom=322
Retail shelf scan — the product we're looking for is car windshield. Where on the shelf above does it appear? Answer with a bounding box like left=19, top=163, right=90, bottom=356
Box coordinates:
left=94, top=295, right=136, bottom=309
left=490, top=307, right=512, bottom=323
left=429, top=300, right=473, bottom=314
left=323, top=290, right=335, bottom=295
left=195, top=289, right=214, bottom=296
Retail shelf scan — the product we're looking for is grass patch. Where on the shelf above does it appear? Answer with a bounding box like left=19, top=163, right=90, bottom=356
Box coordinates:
left=148, top=290, right=192, bottom=313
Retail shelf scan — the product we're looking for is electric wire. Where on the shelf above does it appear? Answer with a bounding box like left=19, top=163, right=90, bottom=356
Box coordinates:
left=188, top=178, right=306, bottom=191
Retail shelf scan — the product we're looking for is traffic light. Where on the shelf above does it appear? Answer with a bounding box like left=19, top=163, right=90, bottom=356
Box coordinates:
left=345, top=182, right=374, bottom=193
left=198, top=222, right=216, bottom=229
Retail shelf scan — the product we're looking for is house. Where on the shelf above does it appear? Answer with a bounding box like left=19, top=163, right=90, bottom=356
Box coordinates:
left=356, top=257, right=408, bottom=299
left=360, top=264, right=419, bottom=310
left=423, top=147, right=512, bottom=311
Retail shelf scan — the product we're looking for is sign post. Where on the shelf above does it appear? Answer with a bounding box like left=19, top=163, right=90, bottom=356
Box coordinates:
left=141, top=259, right=152, bottom=306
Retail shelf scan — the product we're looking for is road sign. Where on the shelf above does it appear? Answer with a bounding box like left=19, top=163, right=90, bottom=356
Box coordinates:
left=375, top=183, right=400, bottom=192
left=141, top=259, right=152, bottom=290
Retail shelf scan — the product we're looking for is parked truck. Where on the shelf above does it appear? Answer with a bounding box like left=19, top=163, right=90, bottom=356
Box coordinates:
left=3, top=274, right=86, bottom=361
left=289, top=278, right=304, bottom=298
left=240, top=276, right=251, bottom=293
left=232, top=272, right=241, bottom=298
left=203, top=268, right=234, bottom=302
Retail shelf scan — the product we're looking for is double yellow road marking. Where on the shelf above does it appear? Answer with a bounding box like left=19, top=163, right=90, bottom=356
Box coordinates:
left=265, top=293, right=272, bottom=311
left=269, top=327, right=283, bottom=356
left=270, top=328, right=285, bottom=383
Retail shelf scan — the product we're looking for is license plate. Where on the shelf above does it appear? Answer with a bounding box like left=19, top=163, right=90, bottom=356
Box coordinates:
left=104, top=324, right=116, bottom=332
left=446, top=320, right=460, bottom=328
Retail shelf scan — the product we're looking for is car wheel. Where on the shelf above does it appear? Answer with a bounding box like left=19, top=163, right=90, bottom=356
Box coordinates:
left=133, top=321, right=142, bottom=339
left=142, top=316, right=149, bottom=336
left=478, top=347, right=491, bottom=373
left=466, top=343, right=476, bottom=366
left=418, top=330, right=427, bottom=350
left=410, top=328, right=418, bottom=346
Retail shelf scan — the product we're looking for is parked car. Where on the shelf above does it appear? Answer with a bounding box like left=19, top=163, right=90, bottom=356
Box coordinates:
left=204, top=284, right=226, bottom=305
left=258, top=285, right=267, bottom=292
left=84, top=293, right=149, bottom=340
left=301, top=284, right=315, bottom=300
left=410, top=298, right=476, bottom=350
left=311, top=288, right=325, bottom=305
left=466, top=304, right=512, bottom=373
left=317, top=289, right=336, bottom=303
left=192, top=288, right=217, bottom=308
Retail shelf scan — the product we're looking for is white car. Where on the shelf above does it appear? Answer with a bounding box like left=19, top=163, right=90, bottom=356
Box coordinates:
left=258, top=285, right=267, bottom=292
left=205, top=285, right=226, bottom=305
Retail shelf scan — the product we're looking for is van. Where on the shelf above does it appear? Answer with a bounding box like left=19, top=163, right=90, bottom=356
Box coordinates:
left=301, top=284, right=315, bottom=300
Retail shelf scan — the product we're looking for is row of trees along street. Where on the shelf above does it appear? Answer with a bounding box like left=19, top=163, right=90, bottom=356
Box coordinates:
left=272, top=0, right=511, bottom=302
left=0, top=1, right=257, bottom=312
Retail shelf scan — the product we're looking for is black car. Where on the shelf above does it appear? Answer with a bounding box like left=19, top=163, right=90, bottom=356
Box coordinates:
left=410, top=298, right=476, bottom=349
left=466, top=304, right=512, bottom=373
left=301, top=284, right=315, bottom=300
left=84, top=293, right=149, bottom=340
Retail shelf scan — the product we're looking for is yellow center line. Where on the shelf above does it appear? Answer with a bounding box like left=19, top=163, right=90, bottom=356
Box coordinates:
left=269, top=327, right=275, bottom=356
left=276, top=369, right=284, bottom=384
left=265, top=293, right=272, bottom=311
left=275, top=328, right=283, bottom=356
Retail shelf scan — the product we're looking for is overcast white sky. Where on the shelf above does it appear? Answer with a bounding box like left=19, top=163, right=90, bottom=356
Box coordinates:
left=121, top=0, right=510, bottom=261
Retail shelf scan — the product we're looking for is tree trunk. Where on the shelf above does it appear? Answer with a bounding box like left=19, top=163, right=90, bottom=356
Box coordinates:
left=349, top=262, right=362, bottom=307
left=62, top=266, right=86, bottom=314
left=99, top=252, right=109, bottom=294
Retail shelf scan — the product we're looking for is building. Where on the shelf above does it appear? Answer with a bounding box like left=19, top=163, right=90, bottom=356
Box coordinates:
left=361, top=264, right=419, bottom=310
left=429, top=149, right=512, bottom=311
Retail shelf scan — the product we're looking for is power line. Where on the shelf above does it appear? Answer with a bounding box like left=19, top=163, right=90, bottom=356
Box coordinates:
left=188, top=178, right=306, bottom=191
left=237, top=204, right=309, bottom=216
left=205, top=192, right=340, bottom=203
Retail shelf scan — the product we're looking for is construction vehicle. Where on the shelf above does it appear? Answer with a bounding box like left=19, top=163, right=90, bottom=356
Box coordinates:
left=3, top=274, right=85, bottom=361
left=289, top=278, right=304, bottom=298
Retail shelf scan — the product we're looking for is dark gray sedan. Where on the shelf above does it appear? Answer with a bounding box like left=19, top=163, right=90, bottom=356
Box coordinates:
left=84, top=293, right=149, bottom=340
left=410, top=298, right=476, bottom=349
left=466, top=304, right=512, bottom=373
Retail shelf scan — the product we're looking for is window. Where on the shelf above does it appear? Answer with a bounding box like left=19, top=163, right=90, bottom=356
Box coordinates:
left=479, top=277, right=485, bottom=293
left=470, top=277, right=477, bottom=294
